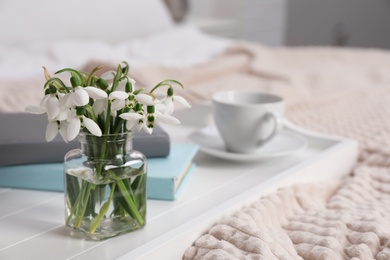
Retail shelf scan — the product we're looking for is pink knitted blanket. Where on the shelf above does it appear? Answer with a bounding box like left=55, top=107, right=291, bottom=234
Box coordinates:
left=180, top=43, right=390, bottom=259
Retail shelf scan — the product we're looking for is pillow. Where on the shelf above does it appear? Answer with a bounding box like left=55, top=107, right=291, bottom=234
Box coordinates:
left=0, top=0, right=174, bottom=46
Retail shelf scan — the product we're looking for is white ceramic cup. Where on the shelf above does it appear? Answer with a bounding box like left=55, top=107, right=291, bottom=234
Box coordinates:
left=212, top=91, right=285, bottom=153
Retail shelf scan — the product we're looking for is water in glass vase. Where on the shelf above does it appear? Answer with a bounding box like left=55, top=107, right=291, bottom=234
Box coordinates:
left=64, top=133, right=147, bottom=240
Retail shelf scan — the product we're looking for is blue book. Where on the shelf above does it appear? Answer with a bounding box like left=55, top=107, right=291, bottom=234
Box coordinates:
left=0, top=143, right=198, bottom=200
left=147, top=143, right=198, bottom=200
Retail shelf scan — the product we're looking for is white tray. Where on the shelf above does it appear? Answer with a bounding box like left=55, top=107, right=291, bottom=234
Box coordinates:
left=0, top=105, right=358, bottom=259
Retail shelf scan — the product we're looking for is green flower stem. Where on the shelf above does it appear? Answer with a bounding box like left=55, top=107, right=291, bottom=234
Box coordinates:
left=89, top=183, right=116, bottom=234
left=94, top=102, right=112, bottom=178
left=111, top=65, right=122, bottom=91
left=74, top=182, right=95, bottom=228
left=66, top=180, right=86, bottom=225
left=116, top=179, right=144, bottom=225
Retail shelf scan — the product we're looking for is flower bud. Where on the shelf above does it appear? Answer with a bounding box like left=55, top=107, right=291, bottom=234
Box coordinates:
left=76, top=107, right=85, bottom=116
left=70, top=76, right=81, bottom=87
left=167, top=86, right=174, bottom=97
left=126, top=81, right=133, bottom=93
left=96, top=78, right=109, bottom=90
left=49, top=85, right=57, bottom=94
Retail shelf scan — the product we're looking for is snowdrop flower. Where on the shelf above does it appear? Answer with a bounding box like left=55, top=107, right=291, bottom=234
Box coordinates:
left=66, top=110, right=102, bottom=141
left=60, top=87, right=88, bottom=108
left=45, top=120, right=69, bottom=142
left=136, top=93, right=160, bottom=106
left=30, top=93, right=61, bottom=120
left=109, top=90, right=129, bottom=111
left=160, top=87, right=191, bottom=115
left=61, top=86, right=107, bottom=109
left=84, top=86, right=108, bottom=99
left=66, top=112, right=81, bottom=141
left=155, top=111, right=181, bottom=124
left=27, top=96, right=69, bottom=142
left=71, top=87, right=90, bottom=107
left=45, top=121, right=60, bottom=142
left=82, top=116, right=102, bottom=137
left=26, top=63, right=189, bottom=144
left=116, top=77, right=136, bottom=92
left=92, top=99, right=107, bottom=115
left=119, top=111, right=145, bottom=131
left=25, top=104, right=46, bottom=115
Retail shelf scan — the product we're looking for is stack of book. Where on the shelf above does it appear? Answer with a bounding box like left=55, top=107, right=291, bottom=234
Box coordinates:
left=0, top=113, right=198, bottom=200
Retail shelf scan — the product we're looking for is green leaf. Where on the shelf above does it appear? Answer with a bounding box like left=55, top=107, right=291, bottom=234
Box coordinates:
left=111, top=64, right=123, bottom=91
left=133, top=88, right=145, bottom=95
left=55, top=68, right=86, bottom=86
left=89, top=183, right=116, bottom=234
left=86, top=66, right=103, bottom=86
left=121, top=61, right=129, bottom=76
left=116, top=179, right=144, bottom=225
left=74, top=182, right=95, bottom=228
left=150, top=79, right=184, bottom=93
left=43, top=77, right=69, bottom=93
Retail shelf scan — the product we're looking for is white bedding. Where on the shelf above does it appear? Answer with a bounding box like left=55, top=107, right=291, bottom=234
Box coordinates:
left=0, top=25, right=231, bottom=81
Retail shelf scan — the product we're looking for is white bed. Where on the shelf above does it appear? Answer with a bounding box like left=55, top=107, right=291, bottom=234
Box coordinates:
left=2, top=0, right=390, bottom=259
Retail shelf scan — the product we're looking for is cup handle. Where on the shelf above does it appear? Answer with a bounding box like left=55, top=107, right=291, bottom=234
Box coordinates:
left=256, top=112, right=283, bottom=146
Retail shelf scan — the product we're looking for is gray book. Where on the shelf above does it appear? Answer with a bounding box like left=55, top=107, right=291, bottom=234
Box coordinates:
left=0, top=113, right=170, bottom=166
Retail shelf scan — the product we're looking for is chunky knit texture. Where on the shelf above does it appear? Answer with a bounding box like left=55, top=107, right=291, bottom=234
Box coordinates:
left=181, top=43, right=390, bottom=259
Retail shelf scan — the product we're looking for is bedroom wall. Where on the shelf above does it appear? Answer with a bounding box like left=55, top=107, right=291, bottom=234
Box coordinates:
left=186, top=0, right=287, bottom=46
left=283, top=0, right=390, bottom=49
left=186, top=0, right=390, bottom=49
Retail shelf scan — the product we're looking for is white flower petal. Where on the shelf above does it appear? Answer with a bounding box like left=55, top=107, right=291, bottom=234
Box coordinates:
left=119, top=112, right=144, bottom=121
left=59, top=122, right=69, bottom=143
left=83, top=116, right=102, bottom=136
left=126, top=120, right=137, bottom=130
left=59, top=93, right=73, bottom=109
left=84, top=87, right=108, bottom=99
left=163, top=98, right=174, bottom=115
left=100, top=70, right=116, bottom=81
left=174, top=95, right=191, bottom=108
left=156, top=113, right=181, bottom=124
left=128, top=77, right=136, bottom=85
left=116, top=80, right=126, bottom=92
left=154, top=103, right=166, bottom=112
left=25, top=105, right=46, bottom=114
left=67, top=117, right=81, bottom=141
left=136, top=93, right=159, bottom=106
left=109, top=91, right=129, bottom=100
left=40, top=94, right=50, bottom=107
left=93, top=99, right=107, bottom=115
left=46, top=95, right=60, bottom=120
left=45, top=121, right=58, bottom=142
left=55, top=110, right=68, bottom=121
left=111, top=99, right=126, bottom=111
left=72, top=87, right=89, bottom=106
left=142, top=123, right=153, bottom=134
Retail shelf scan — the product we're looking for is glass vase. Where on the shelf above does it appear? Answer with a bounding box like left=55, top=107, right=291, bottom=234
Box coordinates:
left=64, top=132, right=147, bottom=240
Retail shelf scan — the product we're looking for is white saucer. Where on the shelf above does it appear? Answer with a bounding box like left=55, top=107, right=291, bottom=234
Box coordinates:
left=188, top=126, right=308, bottom=162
